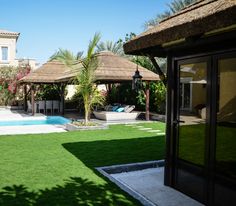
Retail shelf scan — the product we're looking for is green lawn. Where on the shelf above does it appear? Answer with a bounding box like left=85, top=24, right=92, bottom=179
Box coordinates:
left=0, top=123, right=165, bottom=206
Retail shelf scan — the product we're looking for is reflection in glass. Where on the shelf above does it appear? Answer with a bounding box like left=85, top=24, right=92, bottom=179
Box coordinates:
left=178, top=62, right=207, bottom=166
left=176, top=62, right=208, bottom=202
left=216, top=58, right=236, bottom=179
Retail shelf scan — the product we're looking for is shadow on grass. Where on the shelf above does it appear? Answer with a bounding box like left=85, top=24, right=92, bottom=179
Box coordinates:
left=0, top=177, right=137, bottom=206
left=62, top=136, right=165, bottom=168
left=0, top=135, right=165, bottom=206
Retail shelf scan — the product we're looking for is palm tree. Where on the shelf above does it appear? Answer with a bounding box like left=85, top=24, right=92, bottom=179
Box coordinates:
left=50, top=48, right=83, bottom=67
left=96, top=40, right=124, bottom=56
left=144, top=0, right=197, bottom=29
left=51, top=33, right=104, bottom=125
left=77, top=33, right=104, bottom=124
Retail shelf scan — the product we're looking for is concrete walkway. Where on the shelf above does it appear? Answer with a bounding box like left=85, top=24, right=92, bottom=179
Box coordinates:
left=111, top=167, right=203, bottom=206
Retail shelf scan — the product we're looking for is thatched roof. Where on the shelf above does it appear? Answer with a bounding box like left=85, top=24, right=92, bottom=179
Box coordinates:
left=19, top=60, right=73, bottom=83
left=20, top=51, right=160, bottom=83
left=97, top=51, right=159, bottom=81
left=124, top=0, right=236, bottom=54
left=0, top=29, right=20, bottom=40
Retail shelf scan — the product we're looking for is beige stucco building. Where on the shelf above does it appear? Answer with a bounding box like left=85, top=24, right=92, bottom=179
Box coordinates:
left=0, top=29, right=37, bottom=70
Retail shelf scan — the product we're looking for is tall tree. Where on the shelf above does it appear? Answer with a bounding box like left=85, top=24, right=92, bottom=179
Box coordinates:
left=144, top=0, right=197, bottom=29
left=96, top=40, right=124, bottom=56
left=51, top=33, right=104, bottom=125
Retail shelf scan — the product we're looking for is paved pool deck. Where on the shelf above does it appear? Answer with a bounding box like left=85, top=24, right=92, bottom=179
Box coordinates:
left=0, top=109, right=66, bottom=135
left=0, top=108, right=45, bottom=120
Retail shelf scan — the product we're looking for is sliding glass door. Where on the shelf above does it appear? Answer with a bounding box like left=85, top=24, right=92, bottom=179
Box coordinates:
left=173, top=53, right=236, bottom=205
left=175, top=58, right=209, bottom=203
left=214, top=55, right=236, bottom=206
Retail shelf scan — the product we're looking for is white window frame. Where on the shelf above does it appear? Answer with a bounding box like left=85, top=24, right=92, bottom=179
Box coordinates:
left=0, top=46, right=9, bottom=62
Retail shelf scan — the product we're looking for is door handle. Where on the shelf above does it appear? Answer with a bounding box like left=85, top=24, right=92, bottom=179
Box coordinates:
left=173, top=119, right=185, bottom=124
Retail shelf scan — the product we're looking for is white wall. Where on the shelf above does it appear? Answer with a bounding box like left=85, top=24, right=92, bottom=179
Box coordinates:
left=0, top=37, right=19, bottom=67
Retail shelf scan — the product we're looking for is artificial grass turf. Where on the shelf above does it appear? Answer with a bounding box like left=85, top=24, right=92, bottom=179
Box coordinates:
left=0, top=122, right=166, bottom=206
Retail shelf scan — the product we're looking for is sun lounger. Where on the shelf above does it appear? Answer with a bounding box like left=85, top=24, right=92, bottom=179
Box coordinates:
left=93, top=105, right=140, bottom=121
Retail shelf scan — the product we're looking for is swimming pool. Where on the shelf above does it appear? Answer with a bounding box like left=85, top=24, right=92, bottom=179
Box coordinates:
left=0, top=116, right=71, bottom=126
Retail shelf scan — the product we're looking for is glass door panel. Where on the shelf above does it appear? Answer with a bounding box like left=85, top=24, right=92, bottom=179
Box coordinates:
left=214, top=57, right=236, bottom=206
left=175, top=61, right=208, bottom=203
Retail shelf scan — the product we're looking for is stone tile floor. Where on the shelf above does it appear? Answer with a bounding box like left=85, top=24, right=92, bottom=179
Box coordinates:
left=111, top=167, right=203, bottom=206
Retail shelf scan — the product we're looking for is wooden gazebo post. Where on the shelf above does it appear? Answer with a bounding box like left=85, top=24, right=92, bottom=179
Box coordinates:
left=31, top=83, right=35, bottom=115
left=23, top=84, right=27, bottom=112
left=145, top=81, right=150, bottom=121
left=60, top=83, right=66, bottom=115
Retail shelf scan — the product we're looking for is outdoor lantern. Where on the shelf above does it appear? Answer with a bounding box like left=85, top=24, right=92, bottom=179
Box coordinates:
left=132, top=66, right=143, bottom=91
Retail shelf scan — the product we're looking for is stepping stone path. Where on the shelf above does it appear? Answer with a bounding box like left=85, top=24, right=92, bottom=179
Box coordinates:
left=156, top=132, right=166, bottom=136
left=147, top=130, right=161, bottom=132
left=138, top=128, right=152, bottom=131
left=125, top=124, right=165, bottom=136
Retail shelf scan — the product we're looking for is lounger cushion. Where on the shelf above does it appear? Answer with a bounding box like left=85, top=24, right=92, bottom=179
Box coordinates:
left=112, top=106, right=119, bottom=111
left=125, top=105, right=135, bottom=113
left=123, top=105, right=131, bottom=112
left=116, top=107, right=125, bottom=112
left=105, top=105, right=113, bottom=111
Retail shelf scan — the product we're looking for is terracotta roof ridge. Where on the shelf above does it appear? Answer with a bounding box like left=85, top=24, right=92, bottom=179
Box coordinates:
left=160, top=0, right=217, bottom=24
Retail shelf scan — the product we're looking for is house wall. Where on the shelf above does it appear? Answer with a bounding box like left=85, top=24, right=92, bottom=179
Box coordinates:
left=0, top=36, right=18, bottom=67
left=0, top=33, right=38, bottom=70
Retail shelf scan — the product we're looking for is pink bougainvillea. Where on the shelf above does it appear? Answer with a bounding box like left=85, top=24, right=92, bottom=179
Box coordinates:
left=7, top=66, right=31, bottom=94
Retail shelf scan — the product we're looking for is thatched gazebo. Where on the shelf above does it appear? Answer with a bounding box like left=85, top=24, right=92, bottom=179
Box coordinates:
left=20, top=51, right=160, bottom=119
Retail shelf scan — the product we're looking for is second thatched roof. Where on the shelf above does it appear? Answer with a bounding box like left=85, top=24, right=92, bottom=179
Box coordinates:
left=20, top=51, right=160, bottom=84
left=124, top=0, right=236, bottom=54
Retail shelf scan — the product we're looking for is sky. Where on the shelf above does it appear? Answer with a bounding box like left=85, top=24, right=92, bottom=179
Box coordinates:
left=0, top=0, right=172, bottom=65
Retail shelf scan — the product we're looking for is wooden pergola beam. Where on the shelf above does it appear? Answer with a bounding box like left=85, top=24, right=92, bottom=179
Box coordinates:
left=149, top=56, right=167, bottom=86
left=145, top=81, right=150, bottom=121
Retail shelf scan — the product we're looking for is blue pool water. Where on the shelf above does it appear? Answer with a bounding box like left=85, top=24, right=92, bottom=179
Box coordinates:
left=0, top=116, right=70, bottom=126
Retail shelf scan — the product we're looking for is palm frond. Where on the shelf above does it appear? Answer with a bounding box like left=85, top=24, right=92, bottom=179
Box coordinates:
left=96, top=40, right=124, bottom=56
left=87, top=32, right=101, bottom=60
left=50, top=48, right=82, bottom=68
left=144, top=0, right=197, bottom=29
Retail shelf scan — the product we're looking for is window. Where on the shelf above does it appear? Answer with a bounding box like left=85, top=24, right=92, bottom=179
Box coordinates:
left=1, top=47, right=8, bottom=61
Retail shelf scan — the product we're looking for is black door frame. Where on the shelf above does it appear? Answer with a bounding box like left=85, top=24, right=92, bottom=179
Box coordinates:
left=165, top=49, right=236, bottom=206
left=211, top=52, right=236, bottom=206
left=175, top=56, right=211, bottom=204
